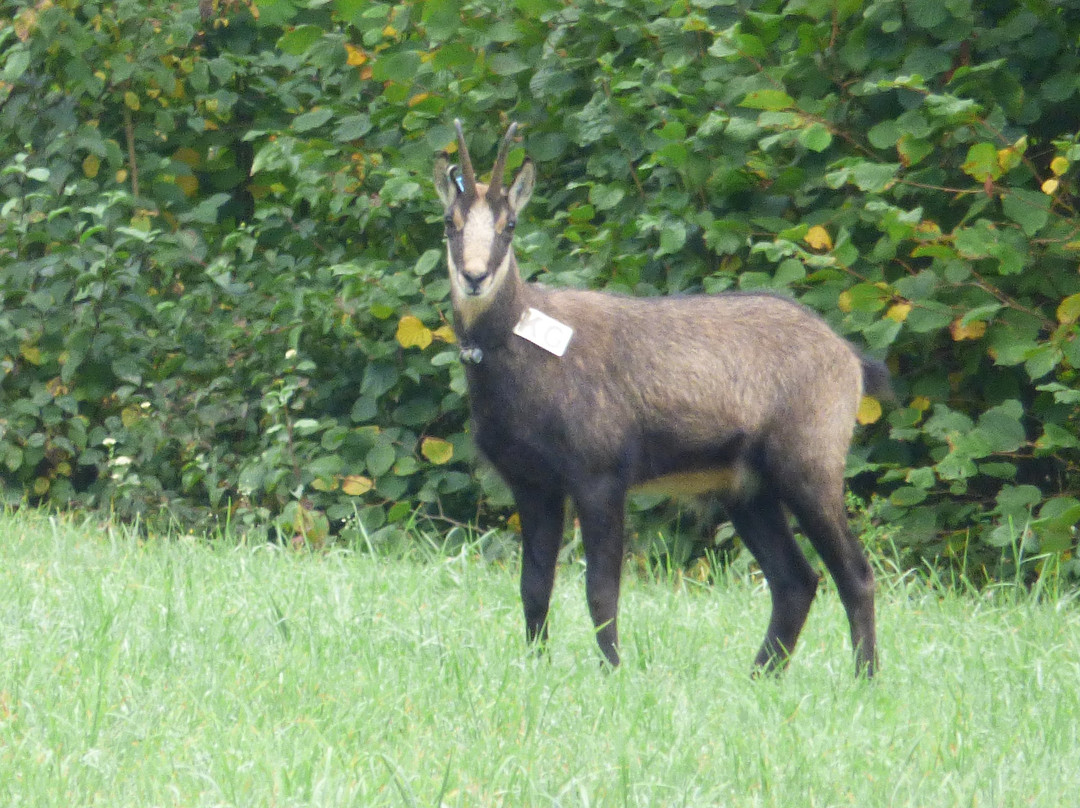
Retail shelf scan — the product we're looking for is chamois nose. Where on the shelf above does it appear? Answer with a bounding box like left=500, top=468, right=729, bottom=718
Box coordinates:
left=463, top=273, right=486, bottom=295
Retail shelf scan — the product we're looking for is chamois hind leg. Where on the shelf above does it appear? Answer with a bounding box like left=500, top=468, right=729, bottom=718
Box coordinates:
left=784, top=474, right=877, bottom=678
left=514, top=484, right=567, bottom=654
left=573, top=476, right=627, bottom=667
left=729, top=492, right=819, bottom=676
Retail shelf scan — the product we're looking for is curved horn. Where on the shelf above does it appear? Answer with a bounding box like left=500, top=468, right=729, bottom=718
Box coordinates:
left=453, top=119, right=477, bottom=195
left=488, top=121, right=519, bottom=196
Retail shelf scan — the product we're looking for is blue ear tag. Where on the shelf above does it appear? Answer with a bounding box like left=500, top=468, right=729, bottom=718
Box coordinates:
left=448, top=165, right=465, bottom=194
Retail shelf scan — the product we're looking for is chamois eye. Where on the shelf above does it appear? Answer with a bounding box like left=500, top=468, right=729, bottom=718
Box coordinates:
left=444, top=214, right=455, bottom=231
left=506, top=217, right=517, bottom=231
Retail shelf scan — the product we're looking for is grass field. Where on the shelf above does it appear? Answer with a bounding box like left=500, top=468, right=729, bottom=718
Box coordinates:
left=2, top=509, right=1079, bottom=807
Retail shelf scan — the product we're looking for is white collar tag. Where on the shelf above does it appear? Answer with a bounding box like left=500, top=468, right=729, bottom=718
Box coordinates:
left=513, top=307, right=574, bottom=357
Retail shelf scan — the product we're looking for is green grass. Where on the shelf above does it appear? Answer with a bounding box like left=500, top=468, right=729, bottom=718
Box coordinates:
left=2, top=509, right=1079, bottom=807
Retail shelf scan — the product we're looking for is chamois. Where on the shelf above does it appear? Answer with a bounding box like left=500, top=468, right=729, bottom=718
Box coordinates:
left=434, top=120, right=889, bottom=677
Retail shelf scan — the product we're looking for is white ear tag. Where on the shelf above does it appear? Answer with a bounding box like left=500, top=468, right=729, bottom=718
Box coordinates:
left=513, top=307, right=574, bottom=357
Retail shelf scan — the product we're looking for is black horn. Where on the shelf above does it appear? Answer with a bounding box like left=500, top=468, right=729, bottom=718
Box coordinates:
left=453, top=118, right=477, bottom=195
left=487, top=121, right=518, bottom=197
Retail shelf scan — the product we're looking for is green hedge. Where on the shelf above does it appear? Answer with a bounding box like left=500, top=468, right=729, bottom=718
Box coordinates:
left=1, top=0, right=1078, bottom=577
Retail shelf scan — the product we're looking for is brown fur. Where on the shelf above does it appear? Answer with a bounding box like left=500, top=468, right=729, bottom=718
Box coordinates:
left=434, top=121, right=887, bottom=676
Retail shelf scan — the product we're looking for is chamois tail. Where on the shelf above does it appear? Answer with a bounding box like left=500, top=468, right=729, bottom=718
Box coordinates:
left=860, top=356, right=894, bottom=403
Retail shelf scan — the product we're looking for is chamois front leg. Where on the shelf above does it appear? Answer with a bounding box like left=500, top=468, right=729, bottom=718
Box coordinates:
left=573, top=476, right=627, bottom=668
left=514, top=484, right=567, bottom=655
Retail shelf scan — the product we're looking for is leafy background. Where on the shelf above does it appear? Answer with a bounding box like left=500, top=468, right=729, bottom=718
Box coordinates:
left=1, top=0, right=1079, bottom=578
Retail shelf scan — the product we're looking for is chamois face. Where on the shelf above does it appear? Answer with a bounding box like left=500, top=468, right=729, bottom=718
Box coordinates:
left=434, top=123, right=534, bottom=329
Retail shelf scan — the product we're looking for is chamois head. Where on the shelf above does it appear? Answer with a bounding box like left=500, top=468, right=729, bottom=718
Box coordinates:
left=434, top=120, right=535, bottom=328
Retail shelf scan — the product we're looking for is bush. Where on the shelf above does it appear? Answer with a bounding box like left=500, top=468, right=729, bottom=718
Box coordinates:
left=1, top=0, right=1078, bottom=577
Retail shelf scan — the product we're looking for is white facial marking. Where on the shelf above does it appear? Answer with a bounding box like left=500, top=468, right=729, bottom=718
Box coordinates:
left=461, top=200, right=495, bottom=283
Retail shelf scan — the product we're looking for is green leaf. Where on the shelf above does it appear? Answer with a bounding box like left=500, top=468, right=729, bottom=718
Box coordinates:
left=489, top=52, right=530, bottom=75
left=414, top=249, right=441, bottom=276
left=333, top=114, right=372, bottom=141
left=372, top=51, right=422, bottom=82
left=890, top=486, right=928, bottom=506
left=656, top=220, right=687, bottom=257
left=2, top=46, right=30, bottom=81
left=740, top=89, right=795, bottom=110
left=365, top=443, right=396, bottom=477
left=1032, top=496, right=1080, bottom=551
left=976, top=400, right=1025, bottom=453
left=1002, top=188, right=1050, bottom=236
left=257, top=0, right=299, bottom=27
left=868, top=119, right=899, bottom=149
left=1024, top=344, right=1062, bottom=380
left=277, top=25, right=323, bottom=56
left=798, top=123, right=832, bottom=152
left=292, top=108, right=334, bottom=133
left=588, top=183, right=626, bottom=211
left=1036, top=423, right=1080, bottom=452
left=420, top=0, right=462, bottom=40
left=960, top=142, right=1000, bottom=182
left=851, top=162, right=900, bottom=192
left=954, top=222, right=995, bottom=258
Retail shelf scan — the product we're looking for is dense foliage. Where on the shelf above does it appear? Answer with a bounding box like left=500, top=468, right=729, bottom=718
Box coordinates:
left=1, top=0, right=1079, bottom=576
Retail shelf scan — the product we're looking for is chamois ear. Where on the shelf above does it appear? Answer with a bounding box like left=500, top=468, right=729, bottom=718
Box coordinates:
left=507, top=158, right=535, bottom=216
left=433, top=152, right=458, bottom=210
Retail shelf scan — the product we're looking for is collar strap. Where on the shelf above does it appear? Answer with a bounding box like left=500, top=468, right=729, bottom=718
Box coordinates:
left=459, top=346, right=484, bottom=364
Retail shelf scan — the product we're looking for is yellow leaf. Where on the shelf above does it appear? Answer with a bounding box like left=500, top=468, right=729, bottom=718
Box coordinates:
left=121, top=405, right=143, bottom=428
left=506, top=512, right=522, bottom=533
left=345, top=43, right=367, bottom=66
left=175, top=174, right=198, bottom=197
left=420, top=437, right=454, bottom=465
left=804, top=225, right=833, bottom=251
left=837, top=290, right=853, bottom=313
left=341, top=474, right=374, bottom=496
left=19, top=343, right=42, bottom=366
left=14, top=8, right=38, bottom=41
left=996, top=147, right=1021, bottom=173
left=382, top=24, right=397, bottom=37
left=396, top=315, right=433, bottom=349
left=1057, top=292, right=1080, bottom=325
left=1042, top=178, right=1060, bottom=195
left=916, top=220, right=942, bottom=239
left=856, top=396, right=882, bottom=425
left=310, top=477, right=337, bottom=492
left=115, top=169, right=128, bottom=184
left=911, top=395, right=931, bottom=412
left=408, top=92, right=431, bottom=108
left=33, top=477, right=50, bottom=496
left=885, top=302, right=912, bottom=322
left=173, top=147, right=201, bottom=168
left=432, top=325, right=457, bottom=344
left=82, top=154, right=100, bottom=179
left=124, top=91, right=140, bottom=111
left=950, top=318, right=987, bottom=341
left=1051, top=156, right=1070, bottom=176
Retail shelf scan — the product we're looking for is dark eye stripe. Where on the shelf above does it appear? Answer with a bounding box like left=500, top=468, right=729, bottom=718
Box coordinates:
left=485, top=238, right=511, bottom=278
